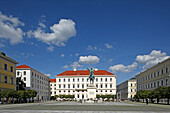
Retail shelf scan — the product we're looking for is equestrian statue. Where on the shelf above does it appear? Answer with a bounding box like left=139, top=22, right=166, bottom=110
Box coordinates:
left=87, top=68, right=95, bottom=84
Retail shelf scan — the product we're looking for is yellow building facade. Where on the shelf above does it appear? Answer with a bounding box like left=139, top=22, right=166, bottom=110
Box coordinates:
left=0, top=52, right=18, bottom=91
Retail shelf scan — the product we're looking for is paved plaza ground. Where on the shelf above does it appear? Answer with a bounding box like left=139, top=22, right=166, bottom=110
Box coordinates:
left=0, top=101, right=169, bottom=113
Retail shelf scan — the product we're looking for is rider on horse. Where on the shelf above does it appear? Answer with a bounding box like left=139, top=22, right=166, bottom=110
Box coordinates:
left=87, top=68, right=95, bottom=84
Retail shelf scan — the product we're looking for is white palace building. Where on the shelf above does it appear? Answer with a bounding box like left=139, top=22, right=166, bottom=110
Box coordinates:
left=16, top=64, right=51, bottom=101
left=51, top=69, right=117, bottom=100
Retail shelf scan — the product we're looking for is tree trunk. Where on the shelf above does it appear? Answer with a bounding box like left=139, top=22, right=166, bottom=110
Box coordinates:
left=167, top=98, right=169, bottom=105
left=151, top=98, right=153, bottom=103
left=157, top=98, right=159, bottom=104
left=143, top=99, right=144, bottom=103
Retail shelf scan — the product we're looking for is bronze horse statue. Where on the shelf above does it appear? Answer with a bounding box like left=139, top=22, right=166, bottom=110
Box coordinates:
left=87, top=68, right=95, bottom=84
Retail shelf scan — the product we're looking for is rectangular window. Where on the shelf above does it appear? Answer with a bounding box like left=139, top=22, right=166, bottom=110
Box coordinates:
left=110, top=84, right=112, bottom=88
left=157, top=81, right=159, bottom=87
left=105, top=84, right=107, bottom=88
left=59, top=84, right=61, bottom=88
left=68, top=79, right=70, bottom=82
left=161, top=69, right=164, bottom=75
left=151, top=83, right=152, bottom=88
left=68, top=84, right=70, bottom=88
left=59, top=79, right=61, bottom=82
left=10, top=77, right=13, bottom=84
left=166, top=67, right=168, bottom=73
left=110, top=78, right=112, bottom=82
left=131, top=89, right=133, bottom=92
left=96, top=84, right=98, bottom=88
left=161, top=80, right=163, bottom=86
left=54, top=84, right=56, bottom=86
left=166, top=79, right=168, bottom=86
left=4, top=75, right=8, bottom=83
left=64, top=84, right=65, bottom=88
left=10, top=66, right=13, bottom=72
left=101, top=78, right=103, bottom=82
left=17, top=71, right=20, bottom=75
left=73, top=84, right=75, bottom=88
left=131, top=83, right=133, bottom=86
left=4, top=64, right=7, bottom=71
left=105, top=78, right=107, bottom=82
left=154, top=82, right=156, bottom=87
left=24, top=71, right=26, bottom=75
left=82, top=78, right=84, bottom=82
left=158, top=71, right=159, bottom=76
left=96, top=78, right=98, bottom=82
left=77, top=84, right=79, bottom=88
left=82, top=84, right=84, bottom=88
left=73, top=78, right=75, bottom=82
left=154, top=73, right=156, bottom=77
left=151, top=74, right=152, bottom=78
left=24, top=77, right=26, bottom=81
left=77, top=78, right=79, bottom=82
left=64, top=79, right=65, bottom=82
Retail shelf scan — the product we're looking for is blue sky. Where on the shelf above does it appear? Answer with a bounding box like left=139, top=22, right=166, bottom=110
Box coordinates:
left=0, top=0, right=170, bottom=84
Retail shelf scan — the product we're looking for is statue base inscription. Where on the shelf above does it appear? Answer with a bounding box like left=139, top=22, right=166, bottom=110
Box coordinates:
left=87, top=84, right=97, bottom=100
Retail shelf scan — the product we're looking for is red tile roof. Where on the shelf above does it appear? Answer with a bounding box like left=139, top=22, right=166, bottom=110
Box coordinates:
left=50, top=79, right=56, bottom=82
left=56, top=70, right=116, bottom=77
left=16, top=64, right=31, bottom=69
left=16, top=64, right=49, bottom=78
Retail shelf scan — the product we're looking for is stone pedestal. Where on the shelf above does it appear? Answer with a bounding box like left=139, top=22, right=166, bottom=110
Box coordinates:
left=87, top=84, right=97, bottom=100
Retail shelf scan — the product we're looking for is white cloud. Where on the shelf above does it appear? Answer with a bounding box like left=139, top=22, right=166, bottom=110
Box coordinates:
left=0, top=11, right=24, bottom=45
left=62, top=65, right=69, bottom=69
left=28, top=19, right=76, bottom=50
left=87, top=45, right=97, bottom=50
left=105, top=43, right=113, bottom=49
left=109, top=62, right=138, bottom=73
left=79, top=55, right=100, bottom=64
left=136, top=50, right=169, bottom=69
left=60, top=54, right=65, bottom=57
left=45, top=74, right=51, bottom=77
left=38, top=22, right=46, bottom=28
left=47, top=46, right=54, bottom=52
left=75, top=53, right=79, bottom=56
left=70, top=62, right=83, bottom=69
left=20, top=52, right=34, bottom=58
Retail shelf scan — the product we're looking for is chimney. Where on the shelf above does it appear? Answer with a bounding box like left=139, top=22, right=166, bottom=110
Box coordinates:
left=95, top=68, right=98, bottom=71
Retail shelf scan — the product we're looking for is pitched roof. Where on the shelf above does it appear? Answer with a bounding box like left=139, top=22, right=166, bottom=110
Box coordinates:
left=16, top=64, right=31, bottom=69
left=50, top=79, right=56, bottom=82
left=16, top=64, right=49, bottom=79
left=56, top=70, right=116, bottom=77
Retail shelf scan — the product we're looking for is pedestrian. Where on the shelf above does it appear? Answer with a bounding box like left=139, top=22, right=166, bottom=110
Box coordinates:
left=146, top=98, right=149, bottom=105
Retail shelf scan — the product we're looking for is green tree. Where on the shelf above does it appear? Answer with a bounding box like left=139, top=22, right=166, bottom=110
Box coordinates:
left=165, top=86, right=170, bottom=105
left=134, top=90, right=151, bottom=102
left=29, top=90, right=37, bottom=102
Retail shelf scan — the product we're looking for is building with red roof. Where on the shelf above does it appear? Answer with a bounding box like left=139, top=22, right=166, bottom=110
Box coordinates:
left=16, top=64, right=51, bottom=101
left=52, top=69, right=116, bottom=100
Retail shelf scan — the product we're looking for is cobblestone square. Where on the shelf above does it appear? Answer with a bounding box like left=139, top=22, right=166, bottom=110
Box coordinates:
left=0, top=101, right=169, bottom=113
